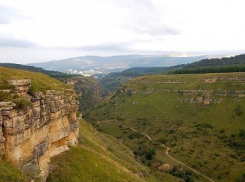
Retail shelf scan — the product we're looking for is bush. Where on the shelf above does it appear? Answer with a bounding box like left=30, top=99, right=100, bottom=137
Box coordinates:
left=235, top=104, right=244, bottom=116
left=158, top=138, right=168, bottom=144
left=239, top=129, right=245, bottom=138
left=0, top=81, right=12, bottom=90
left=145, top=148, right=156, bottom=160
left=14, top=98, right=32, bottom=111
left=169, top=167, right=196, bottom=182
left=28, top=82, right=38, bottom=96
left=128, top=133, right=143, bottom=139
left=0, top=91, right=13, bottom=102
left=237, top=173, right=245, bottom=182
left=133, top=147, right=156, bottom=163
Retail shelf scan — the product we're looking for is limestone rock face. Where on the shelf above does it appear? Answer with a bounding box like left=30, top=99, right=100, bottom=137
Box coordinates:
left=8, top=79, right=31, bottom=97
left=0, top=79, right=79, bottom=181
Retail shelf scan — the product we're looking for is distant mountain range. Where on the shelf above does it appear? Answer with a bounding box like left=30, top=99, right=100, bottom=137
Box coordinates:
left=29, top=55, right=207, bottom=75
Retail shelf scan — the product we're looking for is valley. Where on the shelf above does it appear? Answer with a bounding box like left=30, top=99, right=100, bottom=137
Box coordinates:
left=1, top=1, right=245, bottom=181
left=85, top=73, right=245, bottom=182
left=1, top=55, right=245, bottom=182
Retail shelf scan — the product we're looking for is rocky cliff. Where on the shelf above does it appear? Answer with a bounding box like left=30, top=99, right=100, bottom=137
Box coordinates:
left=0, top=79, right=79, bottom=181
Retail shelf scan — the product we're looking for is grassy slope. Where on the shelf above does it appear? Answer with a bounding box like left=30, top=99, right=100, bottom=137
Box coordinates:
left=0, top=160, right=29, bottom=182
left=0, top=66, right=70, bottom=92
left=47, top=119, right=178, bottom=182
left=86, top=73, right=245, bottom=182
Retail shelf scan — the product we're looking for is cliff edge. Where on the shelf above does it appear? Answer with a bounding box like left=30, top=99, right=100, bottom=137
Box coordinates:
left=0, top=67, right=79, bottom=181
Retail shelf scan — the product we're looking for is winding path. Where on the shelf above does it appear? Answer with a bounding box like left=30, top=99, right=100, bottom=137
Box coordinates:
left=165, top=147, right=215, bottom=182
left=118, top=123, right=215, bottom=182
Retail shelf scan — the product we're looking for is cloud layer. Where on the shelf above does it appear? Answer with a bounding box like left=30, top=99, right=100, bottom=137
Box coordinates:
left=0, top=4, right=17, bottom=24
left=0, top=34, right=36, bottom=47
left=0, top=0, right=245, bottom=63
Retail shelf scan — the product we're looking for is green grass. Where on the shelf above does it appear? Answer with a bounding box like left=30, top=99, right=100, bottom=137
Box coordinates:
left=0, top=66, right=71, bottom=93
left=48, top=119, right=178, bottom=182
left=86, top=72, right=245, bottom=182
left=0, top=159, right=29, bottom=182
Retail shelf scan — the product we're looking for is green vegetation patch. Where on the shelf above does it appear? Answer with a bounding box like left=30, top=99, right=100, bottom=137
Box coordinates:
left=14, top=98, right=32, bottom=111
left=48, top=119, right=178, bottom=182
left=86, top=73, right=245, bottom=182
left=48, top=146, right=144, bottom=182
left=0, top=66, right=70, bottom=93
left=0, top=159, right=28, bottom=182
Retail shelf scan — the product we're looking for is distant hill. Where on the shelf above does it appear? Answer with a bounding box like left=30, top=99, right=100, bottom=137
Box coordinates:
left=185, top=54, right=245, bottom=68
left=172, top=54, right=245, bottom=74
left=101, top=65, right=184, bottom=91
left=29, top=55, right=207, bottom=75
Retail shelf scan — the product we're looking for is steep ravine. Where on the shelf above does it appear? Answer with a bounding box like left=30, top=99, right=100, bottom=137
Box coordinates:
left=0, top=79, right=79, bottom=181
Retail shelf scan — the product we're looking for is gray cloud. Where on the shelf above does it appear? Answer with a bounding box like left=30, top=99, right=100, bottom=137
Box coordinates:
left=0, top=4, right=19, bottom=24
left=0, top=35, right=36, bottom=47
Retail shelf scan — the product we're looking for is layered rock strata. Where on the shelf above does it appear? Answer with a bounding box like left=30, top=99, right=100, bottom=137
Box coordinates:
left=0, top=79, right=79, bottom=181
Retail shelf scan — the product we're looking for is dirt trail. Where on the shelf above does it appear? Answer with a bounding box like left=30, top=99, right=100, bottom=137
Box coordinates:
left=165, top=147, right=215, bottom=182
left=118, top=124, right=215, bottom=182
left=119, top=125, right=153, bottom=141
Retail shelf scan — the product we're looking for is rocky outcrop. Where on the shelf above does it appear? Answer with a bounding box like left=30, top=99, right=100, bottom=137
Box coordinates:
left=8, top=79, right=31, bottom=97
left=0, top=79, right=79, bottom=181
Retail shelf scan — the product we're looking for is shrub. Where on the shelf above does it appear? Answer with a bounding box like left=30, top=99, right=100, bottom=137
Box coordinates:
left=14, top=98, right=32, bottom=111
left=239, top=129, right=245, bottom=138
left=0, top=81, right=12, bottom=90
left=235, top=104, right=244, bottom=116
left=157, top=138, right=168, bottom=144
left=0, top=91, right=13, bottom=102
left=220, top=129, right=225, bottom=133
left=237, top=173, right=245, bottom=182
left=133, top=147, right=156, bottom=163
left=128, top=133, right=143, bottom=139
left=28, top=82, right=38, bottom=96
left=127, top=90, right=132, bottom=96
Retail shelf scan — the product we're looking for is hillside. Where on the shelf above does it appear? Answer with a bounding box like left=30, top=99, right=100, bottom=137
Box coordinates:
left=0, top=160, right=29, bottom=182
left=101, top=65, right=184, bottom=92
left=185, top=54, right=245, bottom=68
left=86, top=72, right=245, bottom=182
left=48, top=119, right=178, bottom=182
left=0, top=66, right=71, bottom=94
left=172, top=54, right=245, bottom=74
left=0, top=63, right=79, bottom=79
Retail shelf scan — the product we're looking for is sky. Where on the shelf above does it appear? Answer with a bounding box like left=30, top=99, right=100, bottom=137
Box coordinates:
left=0, top=0, right=245, bottom=63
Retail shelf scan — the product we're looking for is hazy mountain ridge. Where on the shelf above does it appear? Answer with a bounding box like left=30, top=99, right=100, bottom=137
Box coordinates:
left=29, top=55, right=207, bottom=75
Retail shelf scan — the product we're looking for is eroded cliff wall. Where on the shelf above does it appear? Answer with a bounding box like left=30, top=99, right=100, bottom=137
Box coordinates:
left=0, top=79, right=79, bottom=181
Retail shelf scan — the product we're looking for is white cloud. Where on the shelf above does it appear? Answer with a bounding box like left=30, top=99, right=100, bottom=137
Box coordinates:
left=0, top=4, right=18, bottom=24
left=0, top=0, right=245, bottom=63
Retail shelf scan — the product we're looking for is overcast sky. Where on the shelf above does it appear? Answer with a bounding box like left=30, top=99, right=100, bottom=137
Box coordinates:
left=0, top=0, right=245, bottom=63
